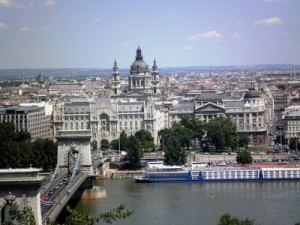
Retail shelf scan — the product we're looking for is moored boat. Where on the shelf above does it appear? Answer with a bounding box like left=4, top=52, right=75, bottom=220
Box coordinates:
left=134, top=161, right=300, bottom=183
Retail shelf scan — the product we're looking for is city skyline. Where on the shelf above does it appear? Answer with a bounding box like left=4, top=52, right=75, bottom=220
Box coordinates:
left=0, top=0, right=299, bottom=69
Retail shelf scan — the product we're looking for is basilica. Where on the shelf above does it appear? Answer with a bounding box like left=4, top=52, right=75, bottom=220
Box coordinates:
left=111, top=46, right=160, bottom=97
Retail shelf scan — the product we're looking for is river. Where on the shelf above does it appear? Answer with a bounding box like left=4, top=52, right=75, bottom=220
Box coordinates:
left=75, top=179, right=300, bottom=225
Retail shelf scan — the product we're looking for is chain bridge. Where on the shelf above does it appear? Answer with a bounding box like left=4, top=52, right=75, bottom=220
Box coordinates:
left=40, top=130, right=109, bottom=224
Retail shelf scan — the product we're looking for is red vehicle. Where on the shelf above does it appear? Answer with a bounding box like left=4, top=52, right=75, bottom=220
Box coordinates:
left=42, top=195, right=49, bottom=201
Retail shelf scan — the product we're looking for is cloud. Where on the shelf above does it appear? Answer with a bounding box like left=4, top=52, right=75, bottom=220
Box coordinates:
left=254, top=17, right=283, bottom=26
left=230, top=32, right=242, bottom=39
left=0, top=0, right=33, bottom=8
left=183, top=45, right=194, bottom=51
left=43, top=0, right=55, bottom=6
left=235, top=21, right=243, bottom=26
left=116, top=26, right=126, bottom=31
left=187, top=30, right=222, bottom=42
left=93, top=17, right=102, bottom=22
left=20, top=26, right=30, bottom=32
left=121, top=42, right=129, bottom=47
left=0, top=22, right=8, bottom=29
left=0, top=0, right=13, bottom=7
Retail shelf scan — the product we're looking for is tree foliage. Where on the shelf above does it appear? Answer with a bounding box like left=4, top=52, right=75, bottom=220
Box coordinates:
left=289, top=137, right=300, bottom=151
left=205, top=117, right=237, bottom=151
left=3, top=205, right=36, bottom=225
left=172, top=122, right=194, bottom=149
left=236, top=150, right=253, bottom=165
left=159, top=128, right=186, bottom=165
left=217, top=214, right=255, bottom=225
left=125, top=135, right=143, bottom=168
left=0, top=123, right=57, bottom=170
left=237, top=133, right=250, bottom=150
left=134, top=129, right=154, bottom=151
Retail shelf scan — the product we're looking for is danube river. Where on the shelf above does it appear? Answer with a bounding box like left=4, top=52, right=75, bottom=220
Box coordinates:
left=75, top=179, right=300, bottom=225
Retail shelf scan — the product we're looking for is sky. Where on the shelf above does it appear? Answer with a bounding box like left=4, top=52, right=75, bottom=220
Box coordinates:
left=0, top=0, right=299, bottom=69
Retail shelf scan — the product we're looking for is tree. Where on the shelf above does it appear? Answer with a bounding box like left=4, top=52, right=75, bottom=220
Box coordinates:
left=134, top=130, right=154, bottom=152
left=206, top=117, right=237, bottom=151
left=172, top=122, right=194, bottom=149
left=180, top=115, right=205, bottom=147
left=3, top=204, right=133, bottom=225
left=236, top=150, right=252, bottom=165
left=161, top=129, right=186, bottom=165
left=125, top=135, right=143, bottom=168
left=237, top=133, right=250, bottom=150
left=110, top=139, right=119, bottom=151
left=3, top=205, right=36, bottom=225
left=289, top=137, right=300, bottom=151
left=217, top=214, right=255, bottom=225
left=119, top=130, right=128, bottom=152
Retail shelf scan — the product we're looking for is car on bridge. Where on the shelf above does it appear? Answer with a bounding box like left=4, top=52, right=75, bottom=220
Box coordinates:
left=42, top=195, right=49, bottom=201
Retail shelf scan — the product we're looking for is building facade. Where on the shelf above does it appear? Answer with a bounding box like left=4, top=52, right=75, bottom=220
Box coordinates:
left=0, top=105, right=52, bottom=141
left=52, top=96, right=157, bottom=149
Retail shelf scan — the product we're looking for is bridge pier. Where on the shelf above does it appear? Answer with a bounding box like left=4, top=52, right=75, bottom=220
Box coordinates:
left=0, top=168, right=45, bottom=225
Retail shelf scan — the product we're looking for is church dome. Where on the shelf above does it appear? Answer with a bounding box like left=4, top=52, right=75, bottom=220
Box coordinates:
left=244, top=88, right=260, bottom=99
left=130, top=46, right=149, bottom=75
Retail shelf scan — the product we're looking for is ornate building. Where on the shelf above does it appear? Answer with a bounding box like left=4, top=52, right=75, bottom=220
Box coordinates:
left=52, top=96, right=157, bottom=150
left=168, top=88, right=272, bottom=146
left=112, top=46, right=160, bottom=97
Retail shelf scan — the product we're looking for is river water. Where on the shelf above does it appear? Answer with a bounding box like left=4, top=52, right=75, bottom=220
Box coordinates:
left=75, top=179, right=300, bottom=225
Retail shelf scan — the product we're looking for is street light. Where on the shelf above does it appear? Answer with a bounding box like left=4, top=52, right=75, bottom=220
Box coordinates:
left=279, top=126, right=283, bottom=154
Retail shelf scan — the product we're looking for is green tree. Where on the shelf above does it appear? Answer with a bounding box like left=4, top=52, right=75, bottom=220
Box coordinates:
left=289, top=137, right=300, bottom=151
left=206, top=117, right=237, bottom=151
left=3, top=205, right=36, bottom=225
left=110, top=139, right=119, bottom=151
left=236, top=150, right=253, bottom=164
left=172, top=122, right=194, bottom=149
left=180, top=115, right=205, bottom=145
left=237, top=133, right=250, bottom=150
left=125, top=135, right=143, bottom=168
left=134, top=130, right=154, bottom=152
left=119, top=130, right=128, bottom=152
left=161, top=129, right=186, bottom=165
left=217, top=214, right=255, bottom=225
left=0, top=123, right=16, bottom=143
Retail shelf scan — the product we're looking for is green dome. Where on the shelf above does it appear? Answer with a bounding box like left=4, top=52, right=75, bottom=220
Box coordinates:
left=244, top=88, right=260, bottom=98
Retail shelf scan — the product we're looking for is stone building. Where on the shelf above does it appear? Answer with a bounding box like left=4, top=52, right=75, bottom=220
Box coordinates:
left=111, top=46, right=160, bottom=97
left=52, top=96, right=157, bottom=149
left=0, top=105, right=52, bottom=141
left=167, top=88, right=271, bottom=146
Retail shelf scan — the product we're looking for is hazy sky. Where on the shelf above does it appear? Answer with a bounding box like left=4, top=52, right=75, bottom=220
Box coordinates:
left=0, top=0, right=299, bottom=69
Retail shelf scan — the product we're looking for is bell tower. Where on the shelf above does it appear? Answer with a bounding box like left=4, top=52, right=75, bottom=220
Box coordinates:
left=111, top=60, right=121, bottom=95
left=151, top=59, right=160, bottom=94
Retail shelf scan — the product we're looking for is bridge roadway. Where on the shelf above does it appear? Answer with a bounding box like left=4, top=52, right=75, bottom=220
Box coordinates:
left=40, top=156, right=110, bottom=223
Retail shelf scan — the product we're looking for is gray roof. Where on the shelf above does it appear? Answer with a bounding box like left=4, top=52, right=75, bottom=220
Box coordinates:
left=64, top=102, right=90, bottom=113
left=196, top=92, right=222, bottom=101
left=284, top=110, right=300, bottom=118
left=170, top=101, right=195, bottom=110
left=117, top=102, right=144, bottom=113
left=224, top=101, right=244, bottom=108
left=0, top=105, right=43, bottom=114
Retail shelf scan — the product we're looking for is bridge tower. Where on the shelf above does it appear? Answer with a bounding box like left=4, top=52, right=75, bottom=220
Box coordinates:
left=55, top=130, right=93, bottom=175
left=0, top=168, right=44, bottom=224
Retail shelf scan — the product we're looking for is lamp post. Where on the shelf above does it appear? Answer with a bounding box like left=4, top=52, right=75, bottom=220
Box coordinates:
left=119, top=134, right=121, bottom=155
left=279, top=126, right=283, bottom=154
